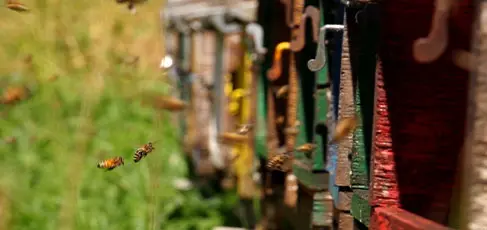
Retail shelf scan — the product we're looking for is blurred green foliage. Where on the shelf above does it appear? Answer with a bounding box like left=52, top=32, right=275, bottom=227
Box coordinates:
left=0, top=0, right=239, bottom=229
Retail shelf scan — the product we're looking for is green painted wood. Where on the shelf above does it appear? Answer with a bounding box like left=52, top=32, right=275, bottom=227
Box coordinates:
left=351, top=84, right=368, bottom=189
left=350, top=189, right=370, bottom=227
left=255, top=68, right=267, bottom=158
left=312, top=0, right=329, bottom=171
left=312, top=192, right=333, bottom=227
left=292, top=60, right=314, bottom=184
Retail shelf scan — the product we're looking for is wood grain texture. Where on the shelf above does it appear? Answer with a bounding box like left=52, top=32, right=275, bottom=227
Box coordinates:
left=351, top=85, right=368, bottom=188
left=346, top=6, right=378, bottom=190
left=371, top=207, right=451, bottom=230
left=376, top=0, right=472, bottom=224
left=336, top=190, right=352, bottom=211
left=326, top=87, right=340, bottom=206
left=370, top=59, right=399, bottom=208
left=312, top=192, right=333, bottom=227
left=336, top=23, right=353, bottom=187
left=337, top=212, right=354, bottom=230
left=351, top=189, right=370, bottom=227
left=461, top=2, right=487, bottom=229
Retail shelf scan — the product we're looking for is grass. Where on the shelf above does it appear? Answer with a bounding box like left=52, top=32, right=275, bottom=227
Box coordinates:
left=0, top=1, right=239, bottom=229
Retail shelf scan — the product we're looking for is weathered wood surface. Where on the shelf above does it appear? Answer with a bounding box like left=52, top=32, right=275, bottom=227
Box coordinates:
left=351, top=189, right=370, bottom=227
left=326, top=92, right=340, bottom=205
left=336, top=21, right=353, bottom=187
left=344, top=4, right=378, bottom=191
left=311, top=192, right=333, bottom=227
left=461, top=2, right=487, bottom=230
left=369, top=59, right=398, bottom=207
left=336, top=189, right=352, bottom=211
left=191, top=31, right=216, bottom=175
left=371, top=207, right=451, bottom=230
left=337, top=212, right=354, bottom=230
left=351, top=85, right=368, bottom=188
left=372, top=0, right=473, bottom=225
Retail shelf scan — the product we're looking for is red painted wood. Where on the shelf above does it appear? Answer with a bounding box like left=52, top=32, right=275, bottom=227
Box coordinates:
left=370, top=59, right=399, bottom=208
left=371, top=0, right=474, bottom=225
left=371, top=207, right=451, bottom=230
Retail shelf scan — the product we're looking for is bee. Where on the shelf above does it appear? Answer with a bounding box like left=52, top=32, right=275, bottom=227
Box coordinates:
left=6, top=0, right=28, bottom=12
left=133, top=141, right=156, bottom=163
left=236, top=124, right=253, bottom=135
left=452, top=49, right=474, bottom=72
left=276, top=116, right=285, bottom=125
left=330, top=115, right=358, bottom=144
left=295, top=143, right=316, bottom=158
left=1, top=86, right=30, bottom=105
left=266, top=153, right=293, bottom=172
left=97, top=156, right=124, bottom=170
left=115, top=0, right=147, bottom=14
left=274, top=85, right=289, bottom=98
left=154, top=96, right=186, bottom=111
left=284, top=121, right=300, bottom=135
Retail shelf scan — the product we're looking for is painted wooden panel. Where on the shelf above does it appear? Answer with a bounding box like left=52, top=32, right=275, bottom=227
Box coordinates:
left=311, top=192, right=333, bottom=227
left=461, top=2, right=487, bottom=229
left=372, top=207, right=451, bottom=230
left=370, top=59, right=399, bottom=208
left=372, top=0, right=472, bottom=226
left=351, top=189, right=370, bottom=227
left=191, top=31, right=219, bottom=175
left=337, top=212, right=354, bottom=230
left=235, top=53, right=258, bottom=198
left=336, top=20, right=353, bottom=187
left=347, top=5, right=378, bottom=191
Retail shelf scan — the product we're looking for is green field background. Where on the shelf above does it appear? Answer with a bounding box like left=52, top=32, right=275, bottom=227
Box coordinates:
left=0, top=1, right=237, bottom=229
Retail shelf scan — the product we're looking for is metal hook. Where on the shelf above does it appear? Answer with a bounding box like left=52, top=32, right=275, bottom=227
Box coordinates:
left=290, top=6, right=321, bottom=52
left=267, top=42, right=290, bottom=81
left=340, top=0, right=351, bottom=7
left=412, top=0, right=453, bottom=63
left=354, top=4, right=368, bottom=24
left=209, top=14, right=242, bottom=34
left=245, top=23, right=268, bottom=55
left=307, top=24, right=345, bottom=72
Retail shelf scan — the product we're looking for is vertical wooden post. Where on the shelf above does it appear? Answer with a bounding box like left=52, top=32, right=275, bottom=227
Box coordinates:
left=460, top=2, right=487, bottom=229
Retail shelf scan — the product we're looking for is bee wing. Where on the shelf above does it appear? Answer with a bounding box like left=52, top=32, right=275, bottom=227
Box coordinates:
left=7, top=2, right=29, bottom=12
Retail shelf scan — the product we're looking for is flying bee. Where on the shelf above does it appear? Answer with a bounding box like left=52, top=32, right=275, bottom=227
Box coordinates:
left=115, top=0, right=147, bottom=14
left=295, top=143, right=316, bottom=158
left=97, top=156, right=124, bottom=171
left=276, top=116, right=285, bottom=125
left=330, top=115, right=358, bottom=144
left=236, top=124, right=253, bottom=135
left=266, top=153, right=293, bottom=172
left=1, top=86, right=30, bottom=105
left=6, top=0, right=29, bottom=12
left=275, top=85, right=289, bottom=98
left=133, top=141, right=157, bottom=163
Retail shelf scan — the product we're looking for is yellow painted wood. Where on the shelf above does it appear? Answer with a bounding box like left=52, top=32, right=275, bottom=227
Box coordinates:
left=233, top=52, right=256, bottom=198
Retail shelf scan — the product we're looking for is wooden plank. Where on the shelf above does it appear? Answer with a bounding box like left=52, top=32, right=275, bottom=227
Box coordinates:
left=351, top=189, right=370, bottom=227
left=327, top=98, right=340, bottom=205
left=336, top=189, right=352, bottom=211
left=346, top=6, right=378, bottom=190
left=461, top=2, right=487, bottom=229
left=312, top=0, right=331, bottom=172
left=337, top=212, right=354, bottom=230
left=312, top=192, right=333, bottom=227
left=369, top=59, right=399, bottom=207
left=336, top=22, right=353, bottom=187
left=375, top=0, right=472, bottom=224
left=371, top=207, right=451, bottom=230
